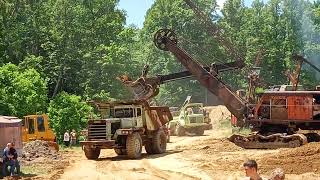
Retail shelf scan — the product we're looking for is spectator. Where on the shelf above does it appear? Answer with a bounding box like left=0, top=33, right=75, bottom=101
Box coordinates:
left=269, top=168, right=285, bottom=180
left=2, top=143, right=11, bottom=177
left=70, top=129, right=77, bottom=147
left=9, top=142, right=20, bottom=175
left=243, top=160, right=266, bottom=180
left=2, top=143, right=15, bottom=177
left=64, top=130, right=70, bottom=147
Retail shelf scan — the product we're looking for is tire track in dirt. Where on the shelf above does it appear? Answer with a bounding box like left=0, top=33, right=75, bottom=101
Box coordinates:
left=57, top=138, right=213, bottom=180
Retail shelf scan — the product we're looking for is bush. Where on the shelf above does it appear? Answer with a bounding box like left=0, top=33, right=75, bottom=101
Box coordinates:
left=0, top=63, right=47, bottom=117
left=48, top=92, right=93, bottom=142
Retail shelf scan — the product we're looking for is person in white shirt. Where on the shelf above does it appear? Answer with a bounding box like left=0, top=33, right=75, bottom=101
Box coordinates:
left=63, top=130, right=70, bottom=147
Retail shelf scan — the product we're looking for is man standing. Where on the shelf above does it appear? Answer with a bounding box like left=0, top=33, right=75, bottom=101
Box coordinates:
left=70, top=129, right=77, bottom=147
left=243, top=160, right=266, bottom=180
left=64, top=130, right=70, bottom=147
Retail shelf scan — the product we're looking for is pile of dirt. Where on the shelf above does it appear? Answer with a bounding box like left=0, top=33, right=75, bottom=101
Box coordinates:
left=21, top=140, right=61, bottom=161
left=204, top=105, right=231, bottom=125
left=176, top=137, right=243, bottom=153
left=259, top=142, right=320, bottom=174
left=196, top=139, right=243, bottom=152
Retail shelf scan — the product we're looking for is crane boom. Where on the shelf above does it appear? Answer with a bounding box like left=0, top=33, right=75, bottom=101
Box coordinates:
left=154, top=29, right=247, bottom=119
left=183, top=0, right=243, bottom=62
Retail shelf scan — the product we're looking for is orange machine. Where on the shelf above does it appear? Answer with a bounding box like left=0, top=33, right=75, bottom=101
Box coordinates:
left=22, top=114, right=59, bottom=151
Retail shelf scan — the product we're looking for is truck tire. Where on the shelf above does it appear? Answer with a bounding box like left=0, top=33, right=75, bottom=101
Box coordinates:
left=195, top=128, right=204, bottom=136
left=114, top=148, right=127, bottom=155
left=84, top=146, right=100, bottom=160
left=126, top=132, right=142, bottom=159
left=145, top=141, right=154, bottom=154
left=176, top=125, right=185, bottom=136
left=152, top=129, right=167, bottom=154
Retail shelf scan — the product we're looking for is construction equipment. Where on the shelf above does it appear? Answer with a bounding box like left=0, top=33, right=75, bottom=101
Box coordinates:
left=118, top=58, right=244, bottom=101
left=22, top=114, right=59, bottom=151
left=124, top=28, right=320, bottom=149
left=80, top=100, right=172, bottom=159
left=161, top=28, right=320, bottom=148
left=169, top=96, right=212, bottom=136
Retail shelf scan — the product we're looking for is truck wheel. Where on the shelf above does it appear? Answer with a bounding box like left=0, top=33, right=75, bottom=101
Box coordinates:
left=114, top=148, right=127, bottom=155
left=152, top=129, right=167, bottom=154
left=176, top=125, right=185, bottom=136
left=145, top=141, right=154, bottom=154
left=196, top=128, right=204, bottom=136
left=126, top=132, right=142, bottom=159
left=84, top=146, right=100, bottom=160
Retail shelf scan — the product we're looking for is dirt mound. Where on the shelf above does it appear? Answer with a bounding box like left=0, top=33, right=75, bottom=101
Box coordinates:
left=22, top=140, right=61, bottom=161
left=176, top=137, right=243, bottom=152
left=259, top=142, right=320, bottom=174
left=196, top=139, right=243, bottom=152
left=204, top=106, right=230, bottom=125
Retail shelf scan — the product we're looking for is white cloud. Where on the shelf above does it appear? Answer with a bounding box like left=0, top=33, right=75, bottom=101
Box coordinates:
left=216, top=0, right=227, bottom=8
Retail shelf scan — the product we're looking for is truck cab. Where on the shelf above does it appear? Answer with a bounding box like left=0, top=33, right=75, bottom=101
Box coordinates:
left=22, top=114, right=56, bottom=142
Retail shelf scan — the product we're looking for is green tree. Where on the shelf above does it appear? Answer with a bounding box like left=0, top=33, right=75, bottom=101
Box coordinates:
left=0, top=63, right=47, bottom=117
left=136, top=0, right=225, bottom=106
left=48, top=92, right=93, bottom=142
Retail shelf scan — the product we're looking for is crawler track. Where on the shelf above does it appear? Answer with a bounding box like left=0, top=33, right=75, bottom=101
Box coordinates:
left=229, top=133, right=308, bottom=149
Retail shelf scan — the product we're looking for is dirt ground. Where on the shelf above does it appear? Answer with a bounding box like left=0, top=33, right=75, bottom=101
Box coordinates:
left=47, top=131, right=320, bottom=180
left=14, top=106, right=320, bottom=180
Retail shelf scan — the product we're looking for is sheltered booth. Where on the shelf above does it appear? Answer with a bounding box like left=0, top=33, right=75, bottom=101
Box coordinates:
left=0, top=116, right=23, bottom=160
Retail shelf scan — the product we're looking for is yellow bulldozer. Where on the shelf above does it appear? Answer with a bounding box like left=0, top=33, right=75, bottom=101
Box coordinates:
left=22, top=114, right=59, bottom=151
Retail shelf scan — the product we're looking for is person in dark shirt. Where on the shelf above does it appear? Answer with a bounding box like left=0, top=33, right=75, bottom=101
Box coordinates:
left=2, top=143, right=15, bottom=177
left=9, top=143, right=20, bottom=175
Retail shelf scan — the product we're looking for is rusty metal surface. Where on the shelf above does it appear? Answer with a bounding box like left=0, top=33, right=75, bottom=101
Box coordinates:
left=154, top=29, right=247, bottom=120
left=287, top=96, right=313, bottom=120
left=0, top=116, right=21, bottom=124
left=118, top=75, right=160, bottom=100
left=149, top=106, right=173, bottom=126
left=88, top=100, right=147, bottom=109
left=0, top=116, right=23, bottom=157
left=262, top=91, right=320, bottom=95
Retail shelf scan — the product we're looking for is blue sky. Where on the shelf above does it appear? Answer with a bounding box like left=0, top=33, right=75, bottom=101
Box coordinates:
left=118, top=0, right=259, bottom=28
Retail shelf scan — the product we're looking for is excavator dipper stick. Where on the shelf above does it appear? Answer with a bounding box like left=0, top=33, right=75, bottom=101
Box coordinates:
left=154, top=29, right=247, bottom=119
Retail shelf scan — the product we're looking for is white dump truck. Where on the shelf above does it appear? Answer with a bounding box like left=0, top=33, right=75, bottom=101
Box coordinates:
left=80, top=100, right=172, bottom=159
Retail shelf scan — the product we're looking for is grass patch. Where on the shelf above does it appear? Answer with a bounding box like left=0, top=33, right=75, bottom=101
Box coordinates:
left=21, top=164, right=48, bottom=177
left=59, top=144, right=82, bottom=152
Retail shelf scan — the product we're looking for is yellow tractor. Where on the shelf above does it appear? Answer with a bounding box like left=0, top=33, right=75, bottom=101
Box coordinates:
left=22, top=114, right=59, bottom=151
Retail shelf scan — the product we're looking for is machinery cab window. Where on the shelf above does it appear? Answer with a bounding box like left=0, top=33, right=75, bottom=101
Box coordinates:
left=37, top=116, right=45, bottom=132
left=114, top=108, right=135, bottom=118
left=137, top=108, right=142, bottom=117
left=28, top=118, right=35, bottom=134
